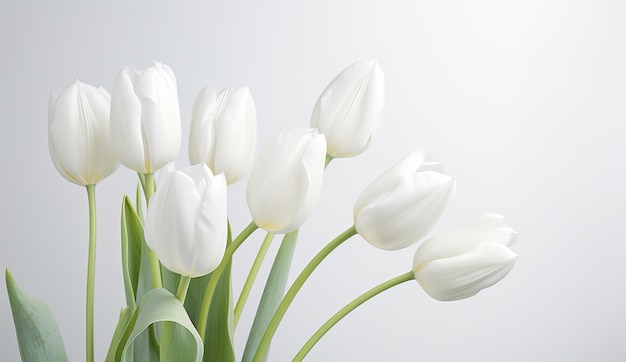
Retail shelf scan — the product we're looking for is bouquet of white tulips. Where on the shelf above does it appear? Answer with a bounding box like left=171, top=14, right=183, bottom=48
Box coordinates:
left=6, top=60, right=519, bottom=362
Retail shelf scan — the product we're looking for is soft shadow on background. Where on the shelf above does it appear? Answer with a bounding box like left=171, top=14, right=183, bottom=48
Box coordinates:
left=1, top=1, right=625, bottom=361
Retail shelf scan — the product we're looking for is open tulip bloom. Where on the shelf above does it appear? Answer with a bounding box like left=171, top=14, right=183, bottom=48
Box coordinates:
left=6, top=60, right=519, bottom=362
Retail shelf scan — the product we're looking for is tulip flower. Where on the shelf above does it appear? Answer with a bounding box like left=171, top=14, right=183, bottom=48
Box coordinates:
left=413, top=214, right=519, bottom=301
left=144, top=164, right=227, bottom=277
left=189, top=87, right=257, bottom=184
left=310, top=59, right=385, bottom=158
left=246, top=128, right=326, bottom=234
left=353, top=149, right=456, bottom=250
left=110, top=61, right=181, bottom=174
left=48, top=81, right=118, bottom=186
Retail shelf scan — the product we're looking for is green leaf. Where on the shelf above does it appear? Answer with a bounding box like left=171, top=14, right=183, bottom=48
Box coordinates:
left=116, top=288, right=203, bottom=362
left=242, top=230, right=298, bottom=362
left=5, top=269, right=69, bottom=362
left=202, top=262, right=235, bottom=362
left=121, top=195, right=144, bottom=308
left=105, top=307, right=133, bottom=362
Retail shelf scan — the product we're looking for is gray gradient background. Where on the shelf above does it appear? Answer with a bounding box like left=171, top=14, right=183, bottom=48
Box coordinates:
left=1, top=1, right=625, bottom=361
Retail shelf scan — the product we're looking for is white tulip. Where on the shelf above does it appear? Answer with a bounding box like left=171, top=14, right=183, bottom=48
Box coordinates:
left=311, top=59, right=385, bottom=158
left=48, top=81, right=118, bottom=186
left=144, top=164, right=227, bottom=277
left=413, top=214, right=519, bottom=301
left=246, top=128, right=326, bottom=234
left=110, top=61, right=181, bottom=174
left=189, top=87, right=257, bottom=184
left=354, top=149, right=455, bottom=250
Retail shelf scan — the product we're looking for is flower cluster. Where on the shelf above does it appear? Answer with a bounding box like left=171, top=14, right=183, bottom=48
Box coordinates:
left=8, top=59, right=518, bottom=362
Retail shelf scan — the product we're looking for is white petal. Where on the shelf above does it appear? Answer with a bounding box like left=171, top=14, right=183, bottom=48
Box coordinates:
left=414, top=243, right=518, bottom=301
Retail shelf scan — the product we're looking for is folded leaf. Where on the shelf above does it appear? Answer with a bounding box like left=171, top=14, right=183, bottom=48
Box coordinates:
left=5, top=269, right=69, bottom=362
left=116, top=288, right=203, bottom=362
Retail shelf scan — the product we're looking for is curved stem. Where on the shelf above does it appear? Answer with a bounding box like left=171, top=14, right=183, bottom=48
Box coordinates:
left=197, top=221, right=258, bottom=339
left=143, top=173, right=163, bottom=289
left=293, top=271, right=414, bottom=361
left=234, top=232, right=275, bottom=327
left=252, top=226, right=357, bottom=361
left=85, top=184, right=97, bottom=362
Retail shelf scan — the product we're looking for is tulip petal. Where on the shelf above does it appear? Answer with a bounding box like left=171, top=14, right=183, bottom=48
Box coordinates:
left=246, top=128, right=326, bottom=233
left=311, top=60, right=385, bottom=158
left=413, top=214, right=517, bottom=268
left=48, top=81, right=118, bottom=185
left=414, top=243, right=518, bottom=301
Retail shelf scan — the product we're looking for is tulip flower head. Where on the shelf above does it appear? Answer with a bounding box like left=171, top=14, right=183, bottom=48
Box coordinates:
left=48, top=81, right=119, bottom=186
left=144, top=164, right=228, bottom=277
left=354, top=149, right=456, bottom=250
left=311, top=59, right=385, bottom=158
left=413, top=214, right=519, bottom=301
left=246, top=128, right=327, bottom=234
left=189, top=87, right=257, bottom=184
left=110, top=61, right=182, bottom=174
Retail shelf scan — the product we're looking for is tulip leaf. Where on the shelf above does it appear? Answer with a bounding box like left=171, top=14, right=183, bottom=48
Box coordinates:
left=121, top=195, right=144, bottom=308
left=105, top=307, right=133, bottom=362
left=162, top=267, right=181, bottom=296
left=242, top=230, right=298, bottom=362
left=5, top=269, right=69, bottom=362
left=116, top=288, right=203, bottom=362
left=202, top=261, right=235, bottom=362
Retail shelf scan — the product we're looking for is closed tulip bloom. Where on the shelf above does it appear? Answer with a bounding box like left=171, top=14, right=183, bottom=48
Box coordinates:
left=189, top=87, right=257, bottom=184
left=246, top=128, right=326, bottom=234
left=48, top=81, right=118, bottom=186
left=144, top=164, right=227, bottom=277
left=413, top=214, right=519, bottom=301
left=110, top=61, right=181, bottom=174
left=354, top=149, right=456, bottom=250
left=310, top=59, right=385, bottom=158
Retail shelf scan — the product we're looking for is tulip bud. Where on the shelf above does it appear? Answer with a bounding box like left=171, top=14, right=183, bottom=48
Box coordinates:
left=413, top=214, right=519, bottom=301
left=189, top=87, right=257, bottom=184
left=354, top=149, right=456, bottom=250
left=144, top=164, right=227, bottom=277
left=311, top=60, right=385, bottom=158
left=246, top=128, right=326, bottom=234
left=110, top=61, right=182, bottom=174
left=48, top=81, right=119, bottom=186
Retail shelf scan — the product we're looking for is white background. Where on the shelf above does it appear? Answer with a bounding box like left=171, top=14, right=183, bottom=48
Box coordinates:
left=1, top=1, right=625, bottom=361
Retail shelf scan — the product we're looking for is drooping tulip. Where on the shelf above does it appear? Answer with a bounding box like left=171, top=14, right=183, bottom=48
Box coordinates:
left=48, top=81, right=119, bottom=186
left=144, top=164, right=227, bottom=277
left=310, top=59, right=385, bottom=158
left=353, top=149, right=456, bottom=250
left=246, top=128, right=326, bottom=234
left=110, top=61, right=181, bottom=174
left=413, top=214, right=519, bottom=301
left=189, top=87, right=257, bottom=184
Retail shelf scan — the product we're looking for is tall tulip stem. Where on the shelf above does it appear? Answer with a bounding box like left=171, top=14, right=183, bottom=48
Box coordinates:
left=293, top=271, right=414, bottom=361
left=252, top=225, right=357, bottom=361
left=234, top=232, right=275, bottom=326
left=85, top=184, right=97, bottom=362
left=198, top=221, right=258, bottom=339
left=143, top=172, right=163, bottom=289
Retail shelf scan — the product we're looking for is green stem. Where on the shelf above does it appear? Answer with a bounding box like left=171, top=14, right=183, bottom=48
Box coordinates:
left=252, top=226, right=357, bottom=361
left=234, top=232, right=275, bottom=327
left=142, top=173, right=163, bottom=289
left=198, top=221, right=258, bottom=339
left=293, top=271, right=414, bottom=361
left=85, top=184, right=97, bottom=362
left=176, top=275, right=192, bottom=303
